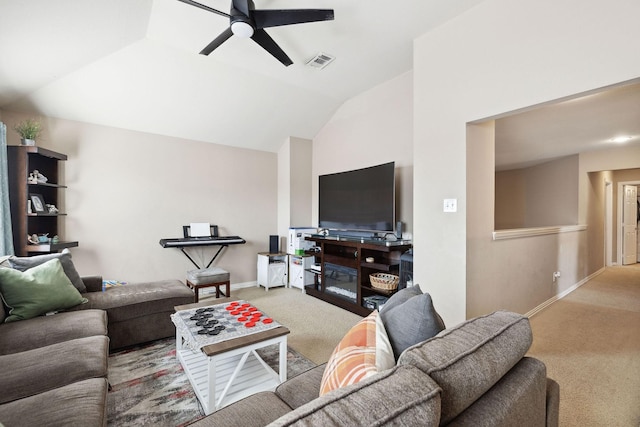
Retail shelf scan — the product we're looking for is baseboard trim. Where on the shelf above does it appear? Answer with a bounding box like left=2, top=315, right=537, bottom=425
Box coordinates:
left=525, top=267, right=606, bottom=318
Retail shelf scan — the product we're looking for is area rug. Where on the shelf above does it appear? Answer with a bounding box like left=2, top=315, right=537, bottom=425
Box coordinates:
left=107, top=337, right=316, bottom=427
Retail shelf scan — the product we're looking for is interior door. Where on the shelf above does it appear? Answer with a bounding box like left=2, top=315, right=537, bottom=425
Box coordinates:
left=622, top=185, right=638, bottom=265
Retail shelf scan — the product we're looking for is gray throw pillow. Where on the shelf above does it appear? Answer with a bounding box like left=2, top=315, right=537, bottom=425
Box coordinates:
left=380, top=291, right=445, bottom=360
left=380, top=285, right=423, bottom=313
left=8, top=249, right=86, bottom=293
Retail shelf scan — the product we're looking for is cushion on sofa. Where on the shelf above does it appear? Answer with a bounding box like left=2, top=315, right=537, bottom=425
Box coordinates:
left=380, top=288, right=445, bottom=360
left=0, top=377, right=108, bottom=427
left=187, top=391, right=294, bottom=427
left=0, top=335, right=109, bottom=404
left=398, top=310, right=533, bottom=424
left=0, top=258, right=88, bottom=322
left=69, top=280, right=194, bottom=322
left=446, top=357, right=548, bottom=426
left=269, top=364, right=442, bottom=427
left=0, top=309, right=107, bottom=355
left=276, top=364, right=326, bottom=409
left=319, top=310, right=394, bottom=396
left=8, top=248, right=86, bottom=292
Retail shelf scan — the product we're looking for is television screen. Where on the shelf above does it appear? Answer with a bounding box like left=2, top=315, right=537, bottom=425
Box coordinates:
left=319, top=162, right=395, bottom=233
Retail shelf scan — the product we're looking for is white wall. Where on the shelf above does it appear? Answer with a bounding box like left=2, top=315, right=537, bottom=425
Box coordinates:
left=277, top=138, right=291, bottom=243
left=289, top=138, right=313, bottom=228
left=278, top=136, right=313, bottom=249
left=414, top=0, right=640, bottom=325
left=312, top=71, right=414, bottom=236
left=2, top=110, right=277, bottom=284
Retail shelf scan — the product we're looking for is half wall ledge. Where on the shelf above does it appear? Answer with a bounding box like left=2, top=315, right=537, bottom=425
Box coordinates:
left=492, top=225, right=587, bottom=241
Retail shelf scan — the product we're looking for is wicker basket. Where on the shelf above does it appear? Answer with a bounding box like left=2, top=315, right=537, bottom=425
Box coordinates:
left=369, top=273, right=399, bottom=291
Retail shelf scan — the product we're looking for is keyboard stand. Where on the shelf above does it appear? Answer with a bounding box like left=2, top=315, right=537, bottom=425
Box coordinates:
left=180, top=245, right=227, bottom=269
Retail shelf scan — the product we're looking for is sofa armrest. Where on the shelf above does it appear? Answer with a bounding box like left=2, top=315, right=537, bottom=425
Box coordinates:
left=275, top=364, right=326, bottom=409
left=82, top=276, right=103, bottom=293
left=546, top=378, right=560, bottom=427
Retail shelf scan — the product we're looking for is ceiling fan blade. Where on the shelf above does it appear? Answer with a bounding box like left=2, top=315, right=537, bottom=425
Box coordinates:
left=232, top=0, right=252, bottom=17
left=253, top=9, right=334, bottom=29
left=176, top=0, right=229, bottom=18
left=200, top=27, right=234, bottom=55
left=251, top=29, right=293, bottom=66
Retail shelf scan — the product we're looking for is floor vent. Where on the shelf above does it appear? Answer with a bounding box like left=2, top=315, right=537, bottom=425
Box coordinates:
left=306, top=53, right=335, bottom=69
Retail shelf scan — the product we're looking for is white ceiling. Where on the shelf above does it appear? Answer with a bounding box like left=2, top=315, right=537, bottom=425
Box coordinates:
left=0, top=0, right=483, bottom=152
left=1, top=0, right=638, bottom=164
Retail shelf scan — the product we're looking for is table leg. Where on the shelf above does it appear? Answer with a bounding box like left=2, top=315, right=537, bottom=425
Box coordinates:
left=176, top=327, right=182, bottom=359
left=279, top=336, right=288, bottom=382
left=208, top=354, right=216, bottom=413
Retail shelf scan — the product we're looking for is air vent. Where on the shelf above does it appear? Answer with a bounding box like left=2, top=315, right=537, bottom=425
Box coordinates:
left=306, top=52, right=335, bottom=69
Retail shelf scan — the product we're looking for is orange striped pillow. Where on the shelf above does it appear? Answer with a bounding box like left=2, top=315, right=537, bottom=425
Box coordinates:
left=319, top=310, right=394, bottom=396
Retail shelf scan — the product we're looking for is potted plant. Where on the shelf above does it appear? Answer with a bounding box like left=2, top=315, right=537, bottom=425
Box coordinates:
left=14, top=119, right=42, bottom=146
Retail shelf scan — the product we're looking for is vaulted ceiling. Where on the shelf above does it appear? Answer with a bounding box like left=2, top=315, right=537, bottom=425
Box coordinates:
left=1, top=0, right=638, bottom=166
left=0, top=0, right=483, bottom=152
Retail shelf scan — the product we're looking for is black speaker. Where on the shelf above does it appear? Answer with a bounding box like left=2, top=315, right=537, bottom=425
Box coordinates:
left=269, top=235, right=279, bottom=253
left=396, top=221, right=403, bottom=239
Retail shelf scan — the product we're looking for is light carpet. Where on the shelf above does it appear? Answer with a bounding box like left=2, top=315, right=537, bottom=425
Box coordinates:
left=527, top=265, right=640, bottom=426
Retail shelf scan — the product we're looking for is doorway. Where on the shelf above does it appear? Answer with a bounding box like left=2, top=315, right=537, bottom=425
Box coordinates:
left=617, top=181, right=640, bottom=265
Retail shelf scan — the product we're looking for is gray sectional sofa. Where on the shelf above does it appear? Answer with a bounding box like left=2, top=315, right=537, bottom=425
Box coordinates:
left=0, top=307, right=110, bottom=426
left=1, top=250, right=560, bottom=426
left=0, top=252, right=194, bottom=426
left=189, top=310, right=560, bottom=427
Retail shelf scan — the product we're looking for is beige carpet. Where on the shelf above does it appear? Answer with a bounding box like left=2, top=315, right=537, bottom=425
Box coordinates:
left=201, top=285, right=362, bottom=365
left=528, top=264, right=640, bottom=427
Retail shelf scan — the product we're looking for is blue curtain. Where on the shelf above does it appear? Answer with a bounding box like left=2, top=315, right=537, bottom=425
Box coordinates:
left=0, top=122, right=15, bottom=256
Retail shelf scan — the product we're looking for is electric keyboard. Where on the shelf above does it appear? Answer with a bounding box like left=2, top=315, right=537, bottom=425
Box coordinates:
left=159, top=236, right=246, bottom=248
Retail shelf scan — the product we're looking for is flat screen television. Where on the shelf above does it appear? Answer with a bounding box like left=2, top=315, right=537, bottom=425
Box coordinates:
left=318, top=162, right=395, bottom=233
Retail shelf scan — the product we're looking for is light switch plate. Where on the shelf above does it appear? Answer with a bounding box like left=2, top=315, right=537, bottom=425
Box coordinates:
left=443, top=199, right=457, bottom=213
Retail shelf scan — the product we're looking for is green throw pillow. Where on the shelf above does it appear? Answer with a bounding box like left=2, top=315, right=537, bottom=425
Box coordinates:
left=8, top=249, right=86, bottom=293
left=0, top=258, right=88, bottom=323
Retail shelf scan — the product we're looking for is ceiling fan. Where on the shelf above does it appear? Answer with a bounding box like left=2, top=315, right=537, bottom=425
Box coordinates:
left=176, top=0, right=335, bottom=66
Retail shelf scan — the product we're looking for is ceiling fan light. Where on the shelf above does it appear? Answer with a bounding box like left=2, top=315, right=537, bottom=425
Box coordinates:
left=231, top=21, right=254, bottom=38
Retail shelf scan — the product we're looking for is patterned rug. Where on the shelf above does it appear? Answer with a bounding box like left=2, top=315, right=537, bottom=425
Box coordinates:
left=107, top=337, right=316, bottom=426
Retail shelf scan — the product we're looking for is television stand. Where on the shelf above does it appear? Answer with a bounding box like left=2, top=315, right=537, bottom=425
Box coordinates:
left=304, top=236, right=412, bottom=316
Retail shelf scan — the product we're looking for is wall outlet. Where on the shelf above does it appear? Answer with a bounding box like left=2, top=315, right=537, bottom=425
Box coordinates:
left=443, top=198, right=457, bottom=213
left=552, top=271, right=561, bottom=282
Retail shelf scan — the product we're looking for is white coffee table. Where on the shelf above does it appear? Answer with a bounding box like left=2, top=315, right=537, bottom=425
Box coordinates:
left=174, top=302, right=290, bottom=414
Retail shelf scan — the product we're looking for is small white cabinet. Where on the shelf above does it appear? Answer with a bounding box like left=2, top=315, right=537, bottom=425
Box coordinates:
left=288, top=255, right=314, bottom=291
left=257, top=252, right=288, bottom=291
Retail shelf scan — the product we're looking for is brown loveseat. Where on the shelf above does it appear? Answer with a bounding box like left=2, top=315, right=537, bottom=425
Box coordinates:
left=189, top=310, right=560, bottom=427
